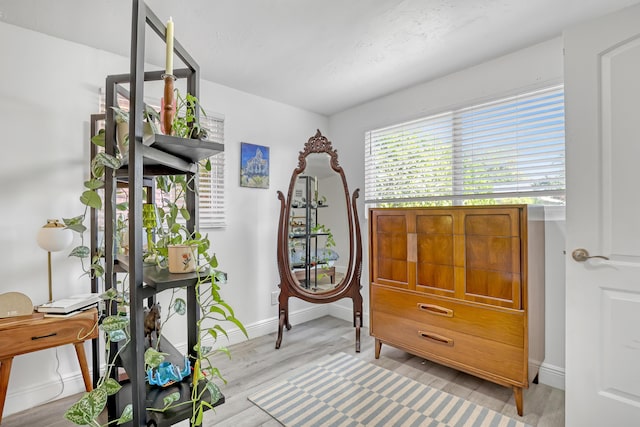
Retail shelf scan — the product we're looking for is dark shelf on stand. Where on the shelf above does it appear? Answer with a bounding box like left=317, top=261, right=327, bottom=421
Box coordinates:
left=116, top=339, right=223, bottom=427
left=116, top=380, right=223, bottom=427
left=143, top=134, right=224, bottom=163
left=116, top=255, right=210, bottom=298
left=116, top=135, right=223, bottom=177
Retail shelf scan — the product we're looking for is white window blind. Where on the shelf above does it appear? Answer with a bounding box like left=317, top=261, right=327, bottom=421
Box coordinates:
left=198, top=113, right=226, bottom=228
left=365, top=85, right=565, bottom=206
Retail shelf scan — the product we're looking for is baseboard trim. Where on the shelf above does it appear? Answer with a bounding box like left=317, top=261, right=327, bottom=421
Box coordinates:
left=538, top=362, right=565, bottom=390
left=198, top=304, right=330, bottom=348
left=4, top=364, right=88, bottom=417
left=328, top=302, right=370, bottom=328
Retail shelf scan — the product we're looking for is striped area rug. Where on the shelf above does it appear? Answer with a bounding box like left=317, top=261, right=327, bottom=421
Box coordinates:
left=248, top=352, right=530, bottom=427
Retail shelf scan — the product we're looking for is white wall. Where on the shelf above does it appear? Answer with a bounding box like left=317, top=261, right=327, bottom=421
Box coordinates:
left=327, top=37, right=567, bottom=390
left=0, top=22, right=328, bottom=417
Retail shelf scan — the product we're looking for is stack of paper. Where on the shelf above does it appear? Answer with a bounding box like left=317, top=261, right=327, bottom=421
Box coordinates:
left=37, top=293, right=101, bottom=314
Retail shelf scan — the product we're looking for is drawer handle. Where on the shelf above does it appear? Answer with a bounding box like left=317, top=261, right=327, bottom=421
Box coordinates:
left=418, top=330, right=454, bottom=346
left=32, top=332, right=57, bottom=340
left=417, top=303, right=453, bottom=318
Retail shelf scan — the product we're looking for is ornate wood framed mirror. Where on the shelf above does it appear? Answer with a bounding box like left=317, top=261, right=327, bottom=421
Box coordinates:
left=275, top=130, right=363, bottom=351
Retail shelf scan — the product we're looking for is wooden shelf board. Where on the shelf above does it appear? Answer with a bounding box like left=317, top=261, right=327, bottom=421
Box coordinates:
left=116, top=255, right=211, bottom=295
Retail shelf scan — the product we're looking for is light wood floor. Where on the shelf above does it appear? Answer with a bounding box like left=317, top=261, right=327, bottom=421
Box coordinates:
left=2, top=316, right=565, bottom=426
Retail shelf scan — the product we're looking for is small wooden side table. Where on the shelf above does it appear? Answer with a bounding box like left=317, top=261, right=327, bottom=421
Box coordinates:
left=0, top=308, right=99, bottom=424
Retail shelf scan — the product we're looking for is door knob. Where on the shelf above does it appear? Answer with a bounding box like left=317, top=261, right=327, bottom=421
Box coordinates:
left=571, top=248, right=610, bottom=262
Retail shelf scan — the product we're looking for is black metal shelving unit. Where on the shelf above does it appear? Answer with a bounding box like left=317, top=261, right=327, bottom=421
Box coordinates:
left=289, top=176, right=332, bottom=289
left=93, top=1, right=224, bottom=425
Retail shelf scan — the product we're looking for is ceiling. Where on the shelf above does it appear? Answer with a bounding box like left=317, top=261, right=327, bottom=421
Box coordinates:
left=0, top=0, right=638, bottom=116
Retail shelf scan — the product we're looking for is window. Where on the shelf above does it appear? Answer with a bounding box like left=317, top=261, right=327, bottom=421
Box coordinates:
left=198, top=113, right=226, bottom=228
left=364, top=85, right=565, bottom=207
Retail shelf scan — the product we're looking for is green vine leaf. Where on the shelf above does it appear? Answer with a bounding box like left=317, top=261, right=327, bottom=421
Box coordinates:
left=206, top=381, right=222, bottom=403
left=91, top=129, right=105, bottom=147
left=94, top=152, right=122, bottom=169
left=180, top=208, right=191, bottom=221
left=144, top=347, right=167, bottom=368
left=101, top=288, right=119, bottom=300
left=116, top=404, right=133, bottom=425
left=63, top=216, right=84, bottom=226
left=102, top=315, right=129, bottom=332
left=103, top=378, right=122, bottom=396
left=69, top=246, right=91, bottom=258
left=228, top=316, right=249, bottom=338
left=162, top=391, right=181, bottom=407
left=63, top=400, right=92, bottom=425
left=194, top=406, right=204, bottom=426
left=66, top=223, right=87, bottom=234
left=173, top=298, right=186, bottom=315
left=84, top=179, right=104, bottom=190
left=64, top=220, right=85, bottom=239
left=212, top=324, right=229, bottom=340
left=64, top=387, right=107, bottom=425
left=209, top=254, right=219, bottom=269
left=218, top=301, right=235, bottom=317
left=91, top=262, right=104, bottom=277
left=209, top=306, right=227, bottom=318
left=80, top=190, right=102, bottom=210
left=108, top=329, right=127, bottom=342
left=91, top=262, right=104, bottom=278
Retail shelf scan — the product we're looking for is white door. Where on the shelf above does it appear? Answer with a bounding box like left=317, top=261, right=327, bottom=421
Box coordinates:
left=564, top=3, right=640, bottom=426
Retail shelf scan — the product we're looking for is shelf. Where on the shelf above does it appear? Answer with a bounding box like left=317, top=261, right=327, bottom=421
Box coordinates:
left=116, top=379, right=223, bottom=427
left=144, top=134, right=224, bottom=163
left=289, top=232, right=330, bottom=238
left=116, top=336, right=223, bottom=426
left=292, top=205, right=328, bottom=209
left=116, top=255, right=210, bottom=298
left=117, top=134, right=224, bottom=176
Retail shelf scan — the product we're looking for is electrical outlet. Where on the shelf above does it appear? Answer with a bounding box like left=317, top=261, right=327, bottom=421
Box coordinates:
left=271, top=291, right=279, bottom=306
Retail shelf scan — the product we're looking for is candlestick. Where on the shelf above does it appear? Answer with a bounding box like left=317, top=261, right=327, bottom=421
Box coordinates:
left=162, top=74, right=176, bottom=135
left=165, top=16, right=174, bottom=75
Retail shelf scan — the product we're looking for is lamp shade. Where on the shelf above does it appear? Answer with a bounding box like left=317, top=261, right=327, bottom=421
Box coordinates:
left=37, top=219, right=73, bottom=252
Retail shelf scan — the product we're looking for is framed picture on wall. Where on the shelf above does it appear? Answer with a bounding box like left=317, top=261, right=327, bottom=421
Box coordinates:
left=240, top=142, right=270, bottom=189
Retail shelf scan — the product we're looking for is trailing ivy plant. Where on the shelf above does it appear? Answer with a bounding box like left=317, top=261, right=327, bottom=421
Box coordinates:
left=62, top=118, right=246, bottom=426
left=172, top=90, right=208, bottom=140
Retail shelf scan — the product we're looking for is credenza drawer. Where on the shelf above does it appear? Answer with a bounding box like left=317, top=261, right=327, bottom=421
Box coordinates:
left=371, top=310, right=526, bottom=385
left=0, top=310, right=98, bottom=359
left=371, top=284, right=524, bottom=347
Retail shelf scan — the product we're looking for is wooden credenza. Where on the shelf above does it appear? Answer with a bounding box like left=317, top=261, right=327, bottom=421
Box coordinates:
left=369, top=205, right=544, bottom=416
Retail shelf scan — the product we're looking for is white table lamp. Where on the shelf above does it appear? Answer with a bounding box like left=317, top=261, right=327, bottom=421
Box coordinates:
left=37, top=219, right=73, bottom=302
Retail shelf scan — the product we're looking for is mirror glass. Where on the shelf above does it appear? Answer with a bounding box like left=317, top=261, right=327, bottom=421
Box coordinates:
left=288, top=153, right=349, bottom=294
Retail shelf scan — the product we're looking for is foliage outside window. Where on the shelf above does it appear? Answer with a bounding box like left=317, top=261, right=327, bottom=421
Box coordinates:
left=364, top=85, right=565, bottom=207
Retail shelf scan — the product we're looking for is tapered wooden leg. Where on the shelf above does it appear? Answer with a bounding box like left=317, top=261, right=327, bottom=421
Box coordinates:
left=355, top=311, right=361, bottom=353
left=74, top=342, right=93, bottom=392
left=374, top=339, right=382, bottom=359
left=276, top=310, right=285, bottom=349
left=0, top=357, right=14, bottom=424
left=513, top=386, right=523, bottom=416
